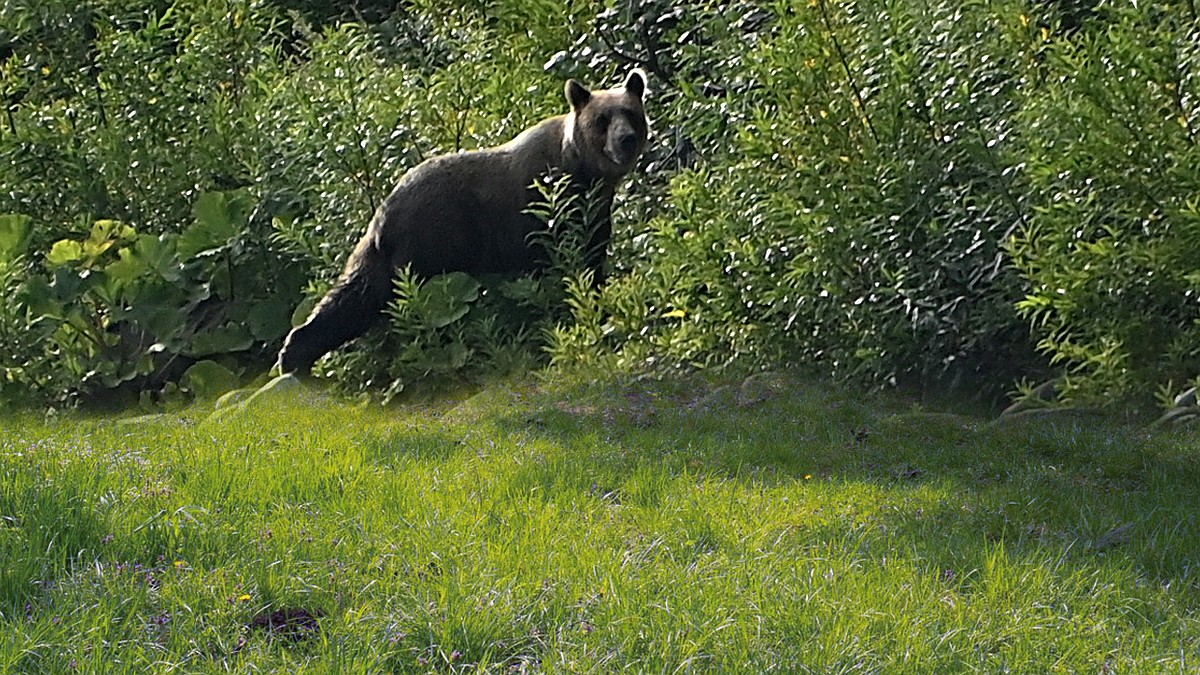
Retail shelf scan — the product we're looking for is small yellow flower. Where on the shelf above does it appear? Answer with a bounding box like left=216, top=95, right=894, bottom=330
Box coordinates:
left=1019, top=14, right=1029, bottom=27
left=238, top=594, right=252, bottom=602
left=173, top=560, right=184, bottom=568
left=805, top=474, right=813, bottom=480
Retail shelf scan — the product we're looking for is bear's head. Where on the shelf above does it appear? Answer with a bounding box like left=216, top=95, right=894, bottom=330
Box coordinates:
left=564, top=69, right=649, bottom=180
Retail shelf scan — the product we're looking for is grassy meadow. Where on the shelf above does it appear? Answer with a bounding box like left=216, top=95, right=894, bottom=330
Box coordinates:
left=5, top=2, right=1200, bottom=671
left=2, top=372, right=1198, bottom=673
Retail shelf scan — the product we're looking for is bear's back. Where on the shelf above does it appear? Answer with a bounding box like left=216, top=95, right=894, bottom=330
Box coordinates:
left=377, top=147, right=551, bottom=276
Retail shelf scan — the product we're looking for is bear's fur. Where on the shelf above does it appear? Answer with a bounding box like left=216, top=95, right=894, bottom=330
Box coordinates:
left=277, top=69, right=649, bottom=375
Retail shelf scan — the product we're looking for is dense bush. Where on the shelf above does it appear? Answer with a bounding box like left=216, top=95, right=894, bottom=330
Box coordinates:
left=553, top=0, right=1043, bottom=400
left=553, top=0, right=1199, bottom=410
left=1008, top=2, right=1200, bottom=407
left=1, top=0, right=1197, bottom=411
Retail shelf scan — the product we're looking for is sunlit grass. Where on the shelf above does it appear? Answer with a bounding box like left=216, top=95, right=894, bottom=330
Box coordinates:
left=2, top=373, right=1198, bottom=673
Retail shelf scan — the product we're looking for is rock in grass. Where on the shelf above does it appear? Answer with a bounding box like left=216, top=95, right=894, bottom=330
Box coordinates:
left=204, top=374, right=303, bottom=425
left=737, top=371, right=791, bottom=408
left=246, top=607, right=324, bottom=641
left=693, top=385, right=736, bottom=412
left=251, top=372, right=302, bottom=397
left=1091, top=523, right=1133, bottom=552
left=215, top=387, right=254, bottom=410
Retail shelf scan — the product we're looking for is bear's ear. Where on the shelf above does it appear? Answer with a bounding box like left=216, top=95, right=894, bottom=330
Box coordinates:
left=565, top=79, right=592, bottom=111
left=623, top=68, right=647, bottom=99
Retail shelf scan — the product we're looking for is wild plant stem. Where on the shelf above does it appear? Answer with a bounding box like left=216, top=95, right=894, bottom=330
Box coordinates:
left=817, top=0, right=879, bottom=144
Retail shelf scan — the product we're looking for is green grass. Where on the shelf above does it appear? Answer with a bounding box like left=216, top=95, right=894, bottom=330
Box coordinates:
left=2, top=372, right=1199, bottom=673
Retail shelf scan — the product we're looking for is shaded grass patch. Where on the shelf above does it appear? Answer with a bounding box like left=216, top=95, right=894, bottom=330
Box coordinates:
left=2, top=372, right=1199, bottom=672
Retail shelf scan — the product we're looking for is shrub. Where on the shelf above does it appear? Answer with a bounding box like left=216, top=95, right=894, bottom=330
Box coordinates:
left=0, top=192, right=304, bottom=405
left=3, top=0, right=1198, bottom=411
left=551, top=0, right=1043, bottom=404
left=1007, top=3, right=1200, bottom=408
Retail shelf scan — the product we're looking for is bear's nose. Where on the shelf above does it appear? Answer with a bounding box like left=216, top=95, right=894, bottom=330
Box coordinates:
left=619, top=132, right=639, bottom=154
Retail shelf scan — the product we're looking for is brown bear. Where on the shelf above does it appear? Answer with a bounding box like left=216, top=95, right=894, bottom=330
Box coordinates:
left=276, top=69, right=649, bottom=375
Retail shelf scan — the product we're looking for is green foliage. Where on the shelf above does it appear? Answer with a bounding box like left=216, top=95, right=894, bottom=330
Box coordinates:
left=551, top=168, right=791, bottom=374
left=0, top=215, right=52, bottom=406
left=553, top=0, right=1198, bottom=408
left=332, top=270, right=540, bottom=402
left=2, top=0, right=1198, bottom=409
left=0, top=0, right=574, bottom=405
left=0, top=0, right=276, bottom=238
left=549, top=0, right=1041, bottom=402
left=0, top=190, right=303, bottom=405
left=1007, top=3, right=1200, bottom=409
left=181, top=359, right=240, bottom=399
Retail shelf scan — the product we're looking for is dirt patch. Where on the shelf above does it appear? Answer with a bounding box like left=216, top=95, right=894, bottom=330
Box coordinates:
left=246, top=607, right=325, bottom=641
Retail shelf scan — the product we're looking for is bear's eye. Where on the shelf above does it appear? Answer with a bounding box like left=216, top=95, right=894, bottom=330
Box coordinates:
left=595, top=112, right=611, bottom=129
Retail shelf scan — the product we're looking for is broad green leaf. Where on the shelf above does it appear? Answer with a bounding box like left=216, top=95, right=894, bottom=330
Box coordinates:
left=18, top=276, right=59, bottom=318
left=123, top=283, right=187, bottom=339
left=181, top=360, right=240, bottom=399
left=47, top=240, right=83, bottom=266
left=105, top=247, right=148, bottom=284
left=418, top=272, right=480, bottom=328
left=290, top=296, right=317, bottom=327
left=187, top=323, right=253, bottom=357
left=248, top=297, right=296, bottom=341
left=421, top=296, right=471, bottom=328
left=178, top=191, right=252, bottom=261
left=88, top=219, right=136, bottom=245
left=442, top=272, right=481, bottom=303
left=81, top=237, right=115, bottom=262
left=133, top=234, right=182, bottom=282
left=135, top=352, right=157, bottom=376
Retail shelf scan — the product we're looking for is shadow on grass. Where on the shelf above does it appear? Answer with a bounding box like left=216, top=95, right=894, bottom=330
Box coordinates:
left=483, top=372, right=1200, bottom=589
